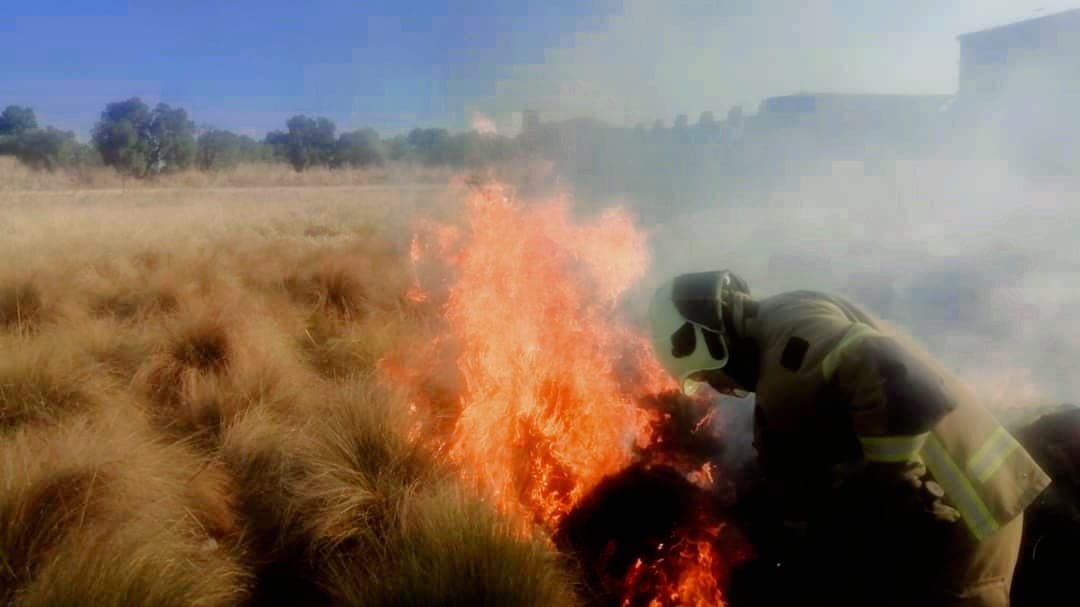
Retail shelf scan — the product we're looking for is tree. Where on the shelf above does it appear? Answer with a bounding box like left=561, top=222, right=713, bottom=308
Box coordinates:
left=333, top=128, right=383, bottom=168
left=279, top=115, right=337, bottom=171
left=198, top=128, right=270, bottom=170
left=91, top=98, right=153, bottom=176
left=62, top=141, right=104, bottom=170
left=13, top=127, right=75, bottom=171
left=0, top=105, right=38, bottom=137
left=147, top=103, right=196, bottom=173
left=197, top=128, right=241, bottom=170
left=0, top=105, right=39, bottom=155
left=91, top=98, right=195, bottom=176
left=382, top=135, right=412, bottom=162
left=407, top=127, right=452, bottom=166
left=263, top=130, right=289, bottom=162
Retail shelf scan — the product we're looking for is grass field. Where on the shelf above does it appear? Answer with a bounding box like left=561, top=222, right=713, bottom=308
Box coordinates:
left=0, top=163, right=580, bottom=606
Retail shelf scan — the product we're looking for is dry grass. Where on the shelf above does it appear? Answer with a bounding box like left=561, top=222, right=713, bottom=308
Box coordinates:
left=1, top=407, right=250, bottom=606
left=0, top=156, right=457, bottom=191
left=0, top=179, right=577, bottom=605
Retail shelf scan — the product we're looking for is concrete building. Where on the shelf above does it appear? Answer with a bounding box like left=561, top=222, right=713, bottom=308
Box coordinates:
left=954, top=8, right=1080, bottom=168
left=957, top=8, right=1080, bottom=102
left=756, top=93, right=951, bottom=130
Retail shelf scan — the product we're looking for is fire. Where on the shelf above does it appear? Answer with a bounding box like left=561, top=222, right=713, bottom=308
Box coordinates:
left=622, top=521, right=744, bottom=607
left=381, top=179, right=747, bottom=604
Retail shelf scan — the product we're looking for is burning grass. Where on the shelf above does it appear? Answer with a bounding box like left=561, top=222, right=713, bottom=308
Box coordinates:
left=0, top=174, right=763, bottom=605
left=0, top=180, right=594, bottom=605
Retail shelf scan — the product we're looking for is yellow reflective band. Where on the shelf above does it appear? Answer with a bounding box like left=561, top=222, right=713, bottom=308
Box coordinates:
left=859, top=433, right=929, bottom=462
left=822, top=323, right=878, bottom=381
left=921, top=434, right=999, bottom=541
left=967, top=426, right=1022, bottom=484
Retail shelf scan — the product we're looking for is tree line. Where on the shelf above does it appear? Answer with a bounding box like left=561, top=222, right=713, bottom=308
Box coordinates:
left=0, top=98, right=530, bottom=177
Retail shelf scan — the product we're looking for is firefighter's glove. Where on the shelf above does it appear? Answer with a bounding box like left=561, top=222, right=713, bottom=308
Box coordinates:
left=832, top=460, right=960, bottom=532
left=864, top=461, right=961, bottom=525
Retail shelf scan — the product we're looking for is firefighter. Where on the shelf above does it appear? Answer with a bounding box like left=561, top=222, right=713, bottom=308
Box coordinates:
left=647, top=270, right=1052, bottom=606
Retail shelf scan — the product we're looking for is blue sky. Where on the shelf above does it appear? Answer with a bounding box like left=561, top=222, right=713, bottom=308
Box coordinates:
left=1, top=0, right=1075, bottom=140
left=0, top=0, right=614, bottom=139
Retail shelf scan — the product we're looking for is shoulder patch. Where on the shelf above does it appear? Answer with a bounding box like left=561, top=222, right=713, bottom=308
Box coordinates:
left=780, top=337, right=810, bottom=372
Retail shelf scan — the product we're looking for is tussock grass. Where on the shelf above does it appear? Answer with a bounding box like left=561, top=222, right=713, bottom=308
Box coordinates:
left=285, top=261, right=370, bottom=321
left=135, top=301, right=318, bottom=449
left=298, top=311, right=407, bottom=380
left=0, top=336, right=107, bottom=432
left=1, top=408, right=250, bottom=606
left=0, top=280, right=43, bottom=332
left=0, top=182, right=580, bottom=605
left=300, top=382, right=578, bottom=607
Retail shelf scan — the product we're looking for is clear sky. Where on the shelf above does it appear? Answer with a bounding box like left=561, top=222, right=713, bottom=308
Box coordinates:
left=2, top=0, right=1076, bottom=140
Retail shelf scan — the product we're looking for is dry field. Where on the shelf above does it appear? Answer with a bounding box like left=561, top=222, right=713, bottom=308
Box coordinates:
left=0, top=165, right=580, bottom=606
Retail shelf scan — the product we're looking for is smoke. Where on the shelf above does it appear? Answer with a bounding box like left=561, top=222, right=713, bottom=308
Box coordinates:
left=636, top=156, right=1080, bottom=411
left=460, top=2, right=1080, bottom=420
left=470, top=4, right=1080, bottom=414
left=480, top=1, right=1077, bottom=128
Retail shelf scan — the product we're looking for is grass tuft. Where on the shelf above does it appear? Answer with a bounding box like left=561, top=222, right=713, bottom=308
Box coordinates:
left=285, top=260, right=369, bottom=322
left=0, top=182, right=584, bottom=604
left=0, top=280, right=44, bottom=333
left=1, top=409, right=251, bottom=606
left=0, top=337, right=104, bottom=433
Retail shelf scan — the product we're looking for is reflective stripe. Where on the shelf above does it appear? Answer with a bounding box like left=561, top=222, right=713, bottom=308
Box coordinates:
left=821, top=322, right=878, bottom=381
left=967, top=426, right=1022, bottom=484
left=858, top=433, right=929, bottom=462
left=921, top=434, right=999, bottom=540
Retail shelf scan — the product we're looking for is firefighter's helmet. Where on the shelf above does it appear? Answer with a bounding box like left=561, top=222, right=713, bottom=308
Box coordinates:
left=648, top=270, right=749, bottom=395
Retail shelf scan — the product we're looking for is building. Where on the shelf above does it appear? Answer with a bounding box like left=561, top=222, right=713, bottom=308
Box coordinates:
left=957, top=8, right=1080, bottom=101
left=954, top=8, right=1080, bottom=168
left=754, top=93, right=951, bottom=147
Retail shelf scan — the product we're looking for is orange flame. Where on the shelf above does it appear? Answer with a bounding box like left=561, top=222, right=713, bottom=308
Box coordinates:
left=382, top=180, right=746, bottom=603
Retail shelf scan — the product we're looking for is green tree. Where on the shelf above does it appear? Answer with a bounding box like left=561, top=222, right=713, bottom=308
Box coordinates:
left=0, top=105, right=39, bottom=155
left=91, top=98, right=153, bottom=176
left=407, top=127, right=452, bottom=166
left=147, top=103, right=196, bottom=173
left=62, top=141, right=104, bottom=170
left=279, top=115, right=337, bottom=171
left=13, top=127, right=75, bottom=171
left=382, top=135, right=412, bottom=162
left=197, top=128, right=242, bottom=170
left=90, top=98, right=195, bottom=176
left=198, top=128, right=271, bottom=170
left=0, top=105, right=38, bottom=136
left=333, top=128, right=383, bottom=168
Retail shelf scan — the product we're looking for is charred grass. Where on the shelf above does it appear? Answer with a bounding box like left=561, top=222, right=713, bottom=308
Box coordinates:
left=0, top=187, right=577, bottom=606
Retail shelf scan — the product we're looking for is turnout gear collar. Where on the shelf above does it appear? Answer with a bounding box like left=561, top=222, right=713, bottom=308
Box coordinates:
left=649, top=270, right=750, bottom=396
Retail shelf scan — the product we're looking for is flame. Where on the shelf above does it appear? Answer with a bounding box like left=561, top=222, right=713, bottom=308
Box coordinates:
left=381, top=180, right=747, bottom=603
left=471, top=112, right=498, bottom=135
left=406, top=235, right=429, bottom=303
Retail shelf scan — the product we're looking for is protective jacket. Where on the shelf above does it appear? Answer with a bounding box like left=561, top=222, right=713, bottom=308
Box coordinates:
left=743, top=289, right=1051, bottom=544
